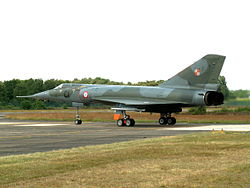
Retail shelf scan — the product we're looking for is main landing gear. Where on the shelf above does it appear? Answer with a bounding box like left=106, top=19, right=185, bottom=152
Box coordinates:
left=75, top=106, right=82, bottom=125
left=159, top=113, right=176, bottom=126
left=116, top=111, right=135, bottom=127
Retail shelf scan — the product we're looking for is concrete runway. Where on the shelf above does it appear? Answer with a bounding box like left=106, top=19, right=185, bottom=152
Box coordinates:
left=0, top=120, right=250, bottom=156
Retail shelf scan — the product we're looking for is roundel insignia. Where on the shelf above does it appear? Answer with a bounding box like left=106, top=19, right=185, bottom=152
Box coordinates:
left=194, top=68, right=201, bottom=76
left=83, top=91, right=89, bottom=98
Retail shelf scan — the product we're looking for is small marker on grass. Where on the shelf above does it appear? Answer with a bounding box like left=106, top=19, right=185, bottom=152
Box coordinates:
left=212, top=128, right=225, bottom=134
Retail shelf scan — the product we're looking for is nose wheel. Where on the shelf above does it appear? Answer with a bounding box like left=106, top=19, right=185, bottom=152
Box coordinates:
left=75, top=119, right=82, bottom=125
left=75, top=106, right=82, bottom=125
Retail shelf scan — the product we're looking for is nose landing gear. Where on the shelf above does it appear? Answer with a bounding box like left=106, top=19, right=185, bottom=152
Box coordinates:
left=75, top=106, right=82, bottom=125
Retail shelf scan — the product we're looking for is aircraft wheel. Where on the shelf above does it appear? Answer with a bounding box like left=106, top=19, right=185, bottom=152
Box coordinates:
left=117, top=119, right=125, bottom=127
left=130, top=119, right=135, bottom=126
left=75, top=119, right=82, bottom=125
left=171, top=117, right=176, bottom=125
left=126, top=118, right=135, bottom=127
left=166, top=117, right=176, bottom=125
left=159, top=117, right=167, bottom=125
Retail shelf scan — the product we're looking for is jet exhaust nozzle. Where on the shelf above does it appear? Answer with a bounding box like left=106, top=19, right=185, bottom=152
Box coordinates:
left=204, top=91, right=224, bottom=106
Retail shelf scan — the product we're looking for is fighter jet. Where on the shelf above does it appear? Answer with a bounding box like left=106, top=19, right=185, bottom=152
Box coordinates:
left=17, top=54, right=225, bottom=126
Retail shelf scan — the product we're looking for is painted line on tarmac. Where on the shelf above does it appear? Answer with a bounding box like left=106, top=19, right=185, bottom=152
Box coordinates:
left=0, top=121, right=108, bottom=127
left=0, top=122, right=26, bottom=125
left=161, top=124, right=250, bottom=132
left=0, top=122, right=67, bottom=126
left=14, top=123, right=68, bottom=127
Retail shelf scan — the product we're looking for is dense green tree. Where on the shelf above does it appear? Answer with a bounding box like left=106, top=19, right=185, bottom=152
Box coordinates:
left=20, top=100, right=32, bottom=110
left=135, top=80, right=164, bottom=86
left=26, top=79, right=44, bottom=94
left=230, top=90, right=249, bottom=99
left=0, top=82, right=6, bottom=103
left=33, top=100, right=47, bottom=110
left=73, top=77, right=123, bottom=85
left=13, top=82, right=28, bottom=97
left=218, top=76, right=230, bottom=100
left=43, top=79, right=64, bottom=90
left=4, top=79, right=21, bottom=102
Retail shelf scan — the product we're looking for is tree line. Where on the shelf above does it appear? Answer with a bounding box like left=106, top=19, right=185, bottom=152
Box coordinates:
left=0, top=78, right=164, bottom=110
left=0, top=77, right=248, bottom=110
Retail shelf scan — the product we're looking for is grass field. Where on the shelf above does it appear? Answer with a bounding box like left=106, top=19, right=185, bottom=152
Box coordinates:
left=225, top=98, right=250, bottom=106
left=5, top=110, right=250, bottom=124
left=0, top=132, right=249, bottom=187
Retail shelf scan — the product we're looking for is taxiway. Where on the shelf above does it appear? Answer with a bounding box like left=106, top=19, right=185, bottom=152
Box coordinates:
left=0, top=120, right=249, bottom=156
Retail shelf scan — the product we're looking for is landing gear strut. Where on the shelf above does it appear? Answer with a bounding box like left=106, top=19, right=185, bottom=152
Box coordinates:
left=116, top=111, right=135, bottom=127
left=75, top=106, right=82, bottom=125
left=159, top=113, right=176, bottom=126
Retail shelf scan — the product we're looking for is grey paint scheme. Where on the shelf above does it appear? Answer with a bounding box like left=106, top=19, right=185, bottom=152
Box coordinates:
left=17, top=54, right=226, bottom=115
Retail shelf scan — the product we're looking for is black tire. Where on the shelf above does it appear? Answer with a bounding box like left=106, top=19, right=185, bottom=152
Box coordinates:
left=171, top=117, right=176, bottom=125
left=166, top=117, right=176, bottom=125
left=75, top=119, right=82, bottom=125
left=117, top=119, right=124, bottom=127
left=130, top=119, right=135, bottom=127
left=159, top=117, right=167, bottom=125
left=125, top=118, right=135, bottom=127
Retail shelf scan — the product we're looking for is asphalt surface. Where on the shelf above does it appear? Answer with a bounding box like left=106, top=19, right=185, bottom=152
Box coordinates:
left=0, top=119, right=202, bottom=156
left=1, top=118, right=249, bottom=157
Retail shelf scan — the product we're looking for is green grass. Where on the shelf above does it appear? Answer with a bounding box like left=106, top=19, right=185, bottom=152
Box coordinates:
left=0, top=132, right=249, bottom=187
left=179, top=120, right=250, bottom=124
left=211, top=106, right=250, bottom=114
left=5, top=109, right=250, bottom=124
left=225, top=99, right=250, bottom=106
left=7, top=117, right=250, bottom=124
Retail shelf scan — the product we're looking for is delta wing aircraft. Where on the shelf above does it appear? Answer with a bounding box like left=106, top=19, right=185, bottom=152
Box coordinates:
left=17, top=54, right=226, bottom=127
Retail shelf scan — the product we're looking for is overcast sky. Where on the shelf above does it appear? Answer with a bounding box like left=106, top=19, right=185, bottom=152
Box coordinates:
left=0, top=0, right=249, bottom=90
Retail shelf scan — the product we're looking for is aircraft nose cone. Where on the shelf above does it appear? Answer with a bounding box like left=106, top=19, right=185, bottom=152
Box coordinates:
left=33, top=91, right=49, bottom=100
left=17, top=91, right=50, bottom=100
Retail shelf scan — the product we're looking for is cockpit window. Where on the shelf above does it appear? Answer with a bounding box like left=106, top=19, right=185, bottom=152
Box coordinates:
left=54, top=84, right=64, bottom=89
left=54, top=83, right=89, bottom=89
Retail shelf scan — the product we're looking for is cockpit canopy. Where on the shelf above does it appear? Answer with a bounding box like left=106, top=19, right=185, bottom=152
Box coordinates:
left=54, top=83, right=84, bottom=89
left=54, top=84, right=64, bottom=89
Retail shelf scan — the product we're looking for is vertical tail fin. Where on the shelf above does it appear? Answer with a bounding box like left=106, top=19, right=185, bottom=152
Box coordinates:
left=159, top=54, right=226, bottom=90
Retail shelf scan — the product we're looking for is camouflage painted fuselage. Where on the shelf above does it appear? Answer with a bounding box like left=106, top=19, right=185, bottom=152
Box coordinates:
left=35, top=82, right=222, bottom=114
left=18, top=54, right=226, bottom=114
